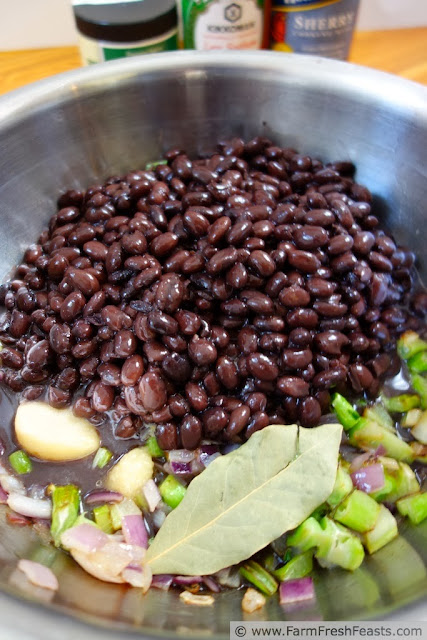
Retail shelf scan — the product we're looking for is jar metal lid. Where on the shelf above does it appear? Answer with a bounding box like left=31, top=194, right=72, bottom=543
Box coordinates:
left=73, top=0, right=178, bottom=43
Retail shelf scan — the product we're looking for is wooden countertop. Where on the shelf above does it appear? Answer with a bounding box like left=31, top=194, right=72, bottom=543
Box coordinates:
left=0, top=27, right=426, bottom=96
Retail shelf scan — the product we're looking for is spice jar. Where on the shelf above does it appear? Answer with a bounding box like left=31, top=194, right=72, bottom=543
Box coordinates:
left=72, top=0, right=179, bottom=65
left=178, top=0, right=270, bottom=50
left=269, top=0, right=360, bottom=60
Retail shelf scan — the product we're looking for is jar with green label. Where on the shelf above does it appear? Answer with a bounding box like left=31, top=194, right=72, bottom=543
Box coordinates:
left=179, top=0, right=267, bottom=50
left=72, top=0, right=178, bottom=65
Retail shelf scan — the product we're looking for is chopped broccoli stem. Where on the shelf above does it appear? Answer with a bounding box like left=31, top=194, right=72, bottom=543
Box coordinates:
left=287, top=517, right=326, bottom=552
left=273, top=551, right=313, bottom=582
left=159, top=475, right=186, bottom=509
left=50, top=485, right=81, bottom=546
left=410, top=441, right=427, bottom=463
left=9, top=450, right=32, bottom=474
left=331, top=393, right=360, bottom=430
left=145, top=160, right=168, bottom=170
left=363, top=404, right=394, bottom=431
left=385, top=462, right=420, bottom=503
left=381, top=394, right=421, bottom=413
left=93, top=504, right=114, bottom=534
left=146, top=436, right=165, bottom=458
left=397, top=331, right=427, bottom=360
left=334, top=490, right=381, bottom=533
left=401, top=409, right=423, bottom=428
left=92, top=447, right=112, bottom=469
left=411, top=410, right=427, bottom=445
left=370, top=473, right=396, bottom=503
left=327, top=464, right=353, bottom=509
left=396, top=493, right=427, bottom=525
left=407, top=350, right=427, bottom=374
left=349, top=419, right=414, bottom=463
left=362, top=505, right=398, bottom=554
left=240, top=560, right=278, bottom=596
left=410, top=374, right=427, bottom=410
left=315, top=517, right=365, bottom=571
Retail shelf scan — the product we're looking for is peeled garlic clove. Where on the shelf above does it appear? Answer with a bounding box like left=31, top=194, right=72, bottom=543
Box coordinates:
left=15, top=402, right=100, bottom=462
left=105, top=447, right=154, bottom=501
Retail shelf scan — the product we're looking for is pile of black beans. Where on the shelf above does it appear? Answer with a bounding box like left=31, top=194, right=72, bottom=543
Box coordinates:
left=0, top=137, right=425, bottom=450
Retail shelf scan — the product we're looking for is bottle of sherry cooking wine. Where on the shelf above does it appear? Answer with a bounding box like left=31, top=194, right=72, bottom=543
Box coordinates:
left=178, top=0, right=271, bottom=50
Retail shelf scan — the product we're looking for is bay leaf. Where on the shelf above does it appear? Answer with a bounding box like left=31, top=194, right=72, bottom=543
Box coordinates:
left=146, top=423, right=342, bottom=576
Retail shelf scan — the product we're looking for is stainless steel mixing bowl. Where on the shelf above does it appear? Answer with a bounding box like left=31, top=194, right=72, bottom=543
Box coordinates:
left=0, top=51, right=426, bottom=638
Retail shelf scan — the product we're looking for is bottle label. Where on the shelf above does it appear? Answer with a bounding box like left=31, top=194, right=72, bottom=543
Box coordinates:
left=78, top=29, right=178, bottom=65
left=270, top=0, right=360, bottom=60
left=182, top=0, right=264, bottom=50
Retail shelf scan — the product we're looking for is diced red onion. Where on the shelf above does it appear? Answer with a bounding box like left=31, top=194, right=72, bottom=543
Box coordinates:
left=173, top=575, right=203, bottom=585
left=0, top=487, right=8, bottom=504
left=7, top=512, right=31, bottom=526
left=198, top=445, right=220, bottom=467
left=61, top=523, right=109, bottom=553
left=279, top=577, right=316, bottom=605
left=122, top=514, right=148, bottom=549
left=199, top=452, right=221, bottom=468
left=151, top=574, right=173, bottom=591
left=18, top=559, right=59, bottom=591
left=190, top=457, right=205, bottom=475
left=152, top=508, right=167, bottom=530
left=351, top=463, right=385, bottom=493
left=169, top=460, right=193, bottom=475
left=374, top=445, right=387, bottom=457
left=349, top=451, right=372, bottom=473
left=7, top=493, right=52, bottom=519
left=215, top=567, right=242, bottom=589
left=0, top=474, right=25, bottom=495
left=142, top=479, right=161, bottom=513
left=168, top=449, right=195, bottom=464
left=202, top=575, right=221, bottom=593
left=222, top=443, right=241, bottom=455
left=85, top=490, right=123, bottom=505
left=122, top=564, right=152, bottom=590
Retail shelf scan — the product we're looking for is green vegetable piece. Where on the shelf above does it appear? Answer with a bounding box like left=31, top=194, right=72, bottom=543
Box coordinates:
left=401, top=408, right=423, bottom=428
left=287, top=517, right=326, bottom=552
left=110, top=497, right=141, bottom=530
left=331, top=393, right=360, bottom=430
left=350, top=419, right=414, bottom=463
left=145, top=160, right=168, bottom=170
left=385, top=462, right=420, bottom=503
left=397, top=331, right=427, bottom=360
left=50, top=485, right=81, bottom=546
left=410, top=374, right=427, bottom=410
left=92, top=447, right=112, bottom=469
left=369, top=473, right=396, bottom=502
left=273, top=551, right=313, bottom=582
left=381, top=394, right=421, bottom=413
left=362, top=504, right=398, bottom=554
left=327, top=464, right=353, bottom=509
left=411, top=410, right=427, bottom=445
left=9, top=450, right=32, bottom=474
left=396, top=493, right=427, bottom=525
left=334, top=490, right=381, bottom=533
left=146, top=424, right=342, bottom=576
left=146, top=435, right=164, bottom=458
left=363, top=404, right=394, bottom=431
left=410, top=441, right=427, bottom=463
left=93, top=504, right=114, bottom=534
left=159, top=475, right=186, bottom=510
left=408, top=350, right=427, bottom=374
left=315, top=517, right=365, bottom=571
left=240, top=560, right=278, bottom=596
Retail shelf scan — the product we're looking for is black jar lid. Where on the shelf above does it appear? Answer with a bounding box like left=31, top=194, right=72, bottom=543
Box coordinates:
left=73, top=0, right=178, bottom=43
